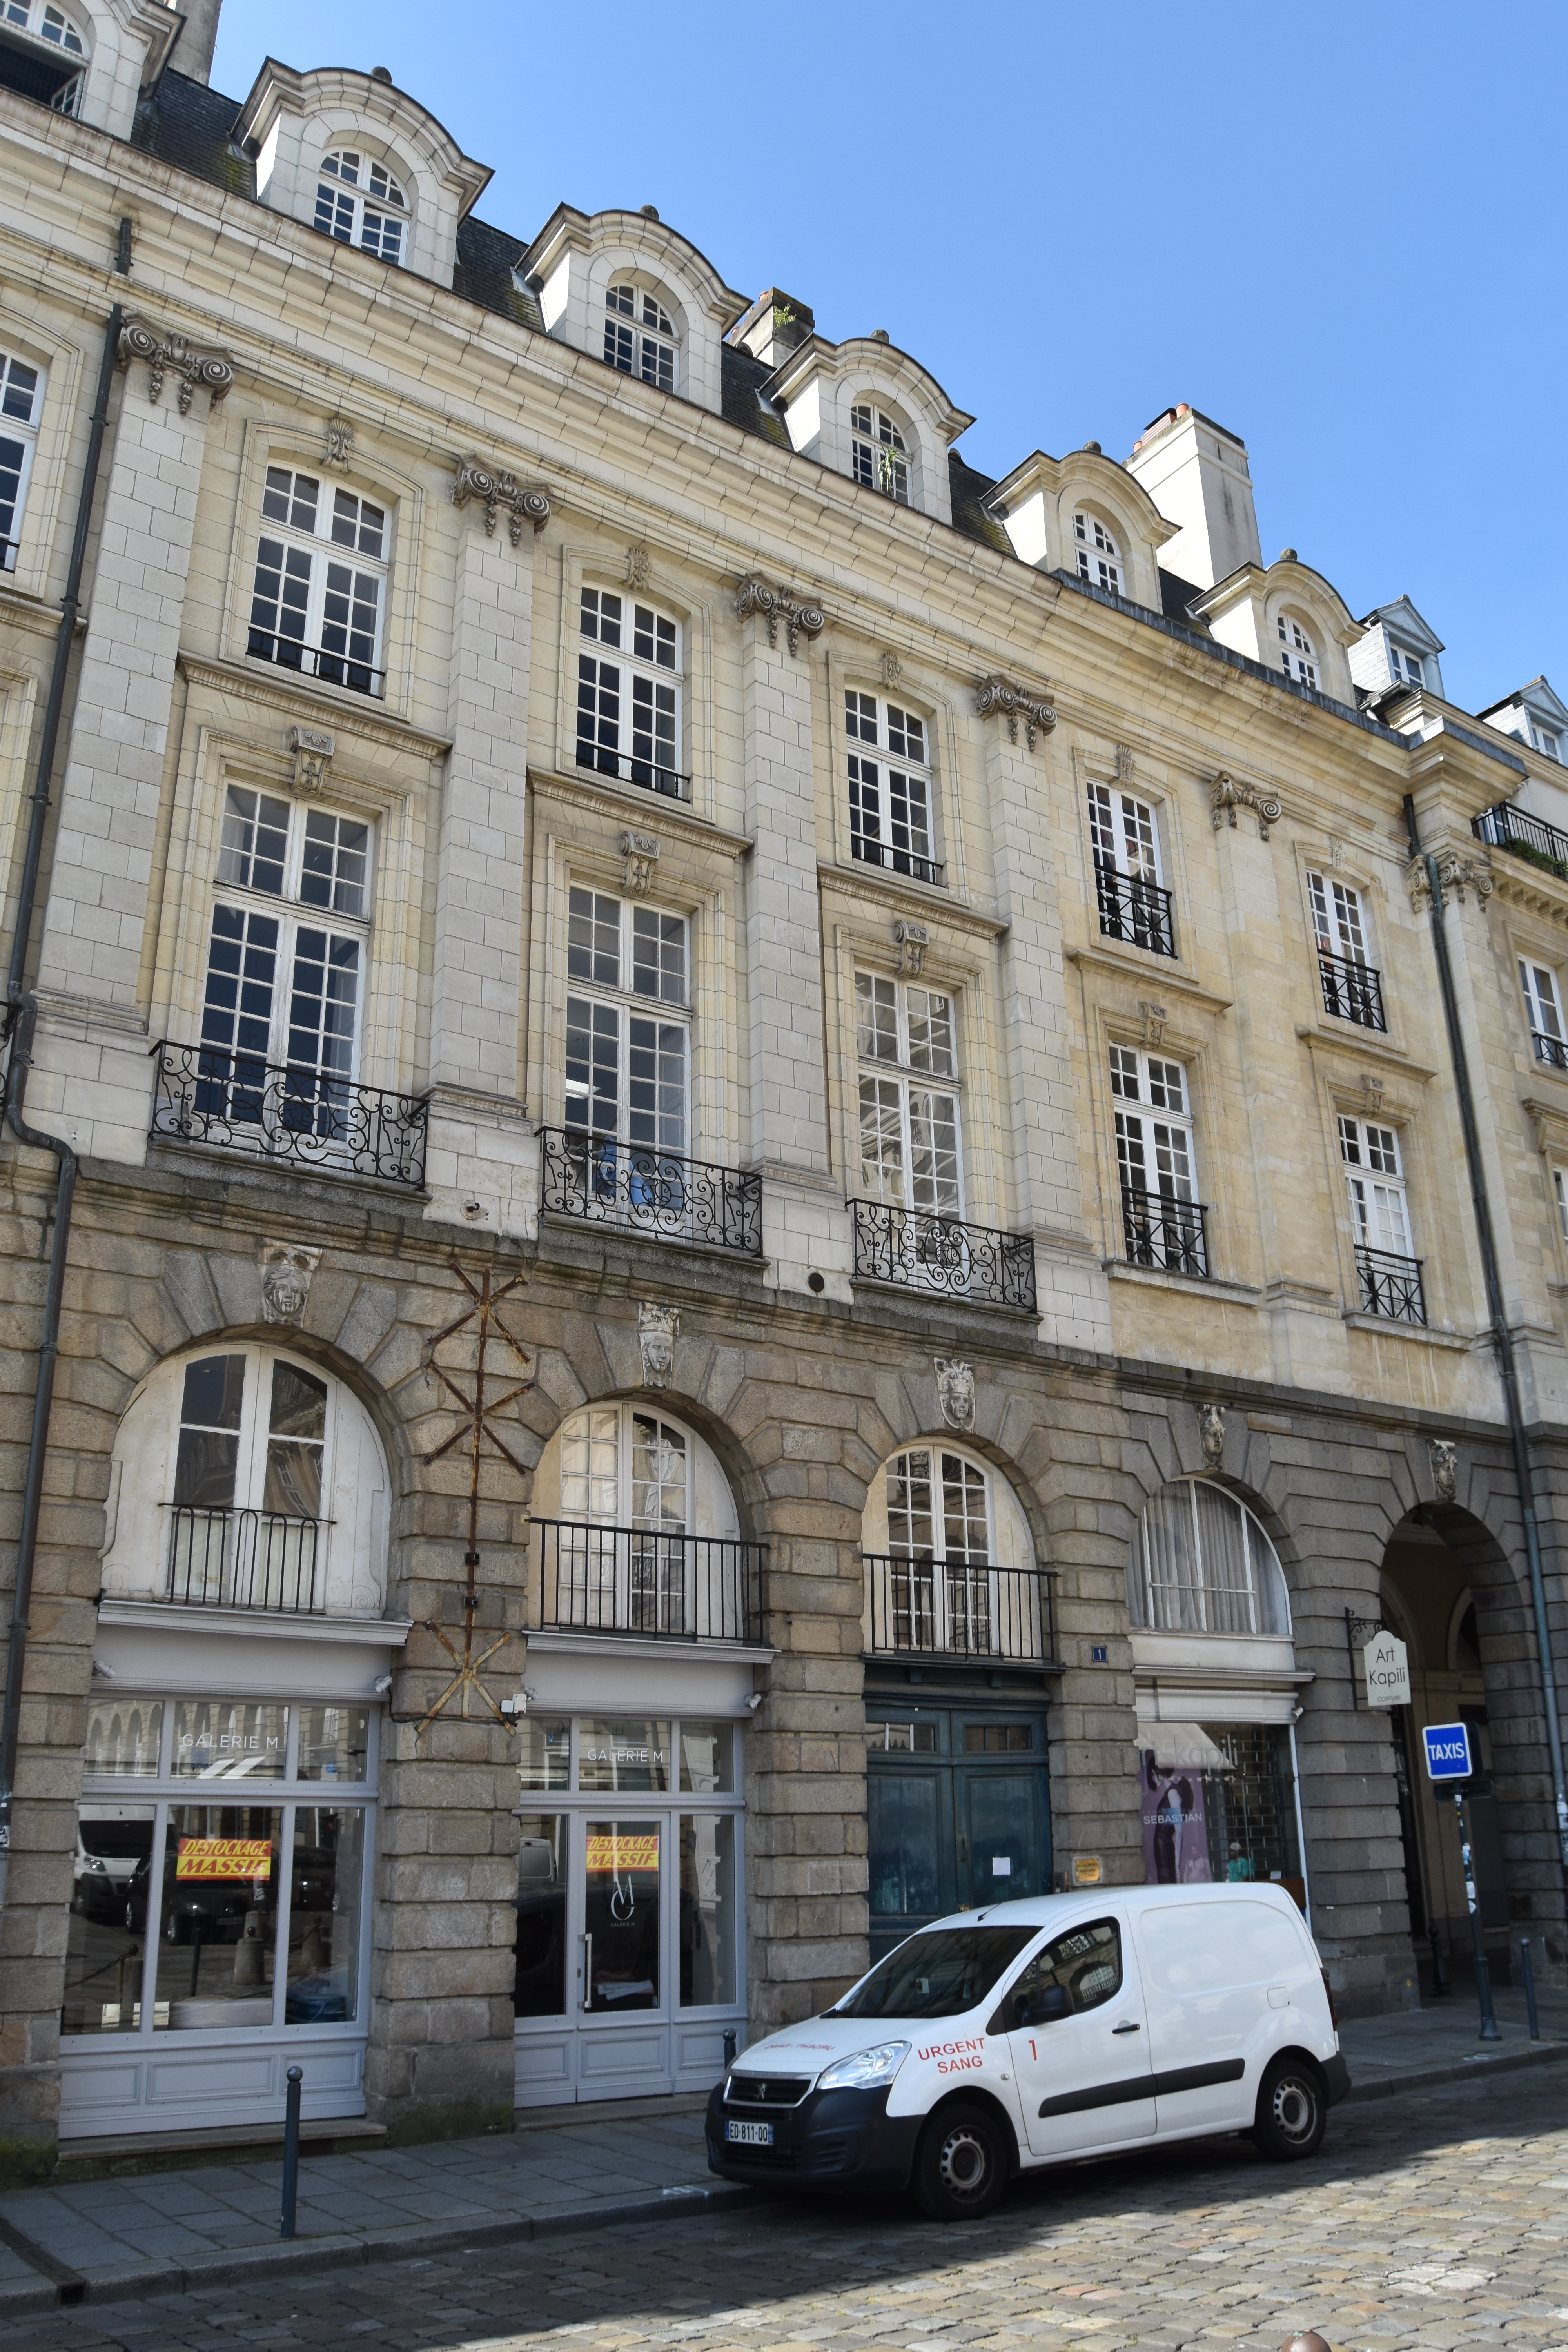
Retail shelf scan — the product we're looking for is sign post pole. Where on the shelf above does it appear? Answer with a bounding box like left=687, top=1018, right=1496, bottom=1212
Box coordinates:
left=1454, top=1788, right=1501, bottom=2042
left=1422, top=1723, right=1501, bottom=2044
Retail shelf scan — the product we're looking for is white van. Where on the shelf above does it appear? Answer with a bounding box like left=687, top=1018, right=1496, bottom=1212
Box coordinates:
left=706, top=1884, right=1349, bottom=2220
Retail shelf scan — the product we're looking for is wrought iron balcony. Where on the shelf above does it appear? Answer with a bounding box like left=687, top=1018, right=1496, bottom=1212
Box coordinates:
left=166, top=1506, right=324, bottom=1614
left=1318, top=950, right=1387, bottom=1031
left=531, top=1519, right=763, bottom=1644
left=1473, top=800, right=1568, bottom=881
left=575, top=741, right=690, bottom=801
left=1096, top=864, right=1176, bottom=958
left=850, top=829, right=946, bottom=889
left=246, top=627, right=385, bottom=699
left=151, top=1042, right=429, bottom=1188
left=1121, top=1185, right=1210, bottom=1278
left=539, top=1128, right=762, bottom=1254
left=864, top=1554, right=1059, bottom=1666
left=849, top=1199, right=1037, bottom=1310
left=1354, top=1244, right=1426, bottom=1326
left=1533, top=1030, right=1568, bottom=1073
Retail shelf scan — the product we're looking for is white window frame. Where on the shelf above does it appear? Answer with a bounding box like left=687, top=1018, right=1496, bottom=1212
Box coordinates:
left=1110, top=1044, right=1206, bottom=1275
left=1277, top=613, right=1319, bottom=688
left=850, top=403, right=909, bottom=503
left=0, top=348, right=41, bottom=572
left=313, top=149, right=408, bottom=264
left=1130, top=1477, right=1292, bottom=1637
left=603, top=282, right=677, bottom=393
left=1309, top=872, right=1371, bottom=965
left=0, top=0, right=87, bottom=111
left=246, top=466, right=390, bottom=699
left=1533, top=720, right=1561, bottom=762
left=563, top=885, right=690, bottom=1156
left=575, top=588, right=686, bottom=799
left=1088, top=781, right=1162, bottom=884
left=875, top=1445, right=1013, bottom=1656
left=1338, top=1115, right=1414, bottom=1256
left=844, top=691, right=941, bottom=884
left=1521, top=956, right=1567, bottom=1065
left=1555, top=1167, right=1568, bottom=1250
left=1073, top=512, right=1123, bottom=595
left=1388, top=641, right=1425, bottom=689
left=855, top=970, right=964, bottom=1219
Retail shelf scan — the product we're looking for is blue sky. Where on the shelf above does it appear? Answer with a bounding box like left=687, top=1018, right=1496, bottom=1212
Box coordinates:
left=211, top=0, right=1564, bottom=718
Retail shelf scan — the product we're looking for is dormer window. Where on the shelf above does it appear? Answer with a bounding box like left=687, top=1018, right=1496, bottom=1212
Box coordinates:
left=1533, top=721, right=1561, bottom=762
left=604, top=284, right=675, bottom=392
left=1389, top=643, right=1425, bottom=689
left=2, top=0, right=84, bottom=51
left=851, top=405, right=908, bottom=503
left=0, top=0, right=87, bottom=113
left=314, top=151, right=407, bottom=265
left=1074, top=514, right=1122, bottom=595
left=1278, top=614, right=1318, bottom=688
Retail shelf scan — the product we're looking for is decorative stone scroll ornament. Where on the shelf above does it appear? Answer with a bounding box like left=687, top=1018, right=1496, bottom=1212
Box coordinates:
left=287, top=724, right=335, bottom=798
left=1114, top=743, right=1136, bottom=782
left=1210, top=771, right=1283, bottom=840
left=259, top=1239, right=321, bottom=1325
left=323, top=417, right=355, bottom=473
left=620, top=830, right=659, bottom=895
left=451, top=456, right=552, bottom=548
left=116, top=319, right=233, bottom=415
left=935, top=1358, right=975, bottom=1432
left=893, top=920, right=928, bottom=977
left=625, top=543, right=652, bottom=590
left=1198, top=1403, right=1225, bottom=1467
left=1360, top=1071, right=1385, bottom=1116
left=1405, top=849, right=1494, bottom=913
left=974, top=674, right=1056, bottom=751
left=735, top=575, right=826, bottom=657
left=638, top=1301, right=680, bottom=1388
left=880, top=652, right=903, bottom=689
left=1430, top=1437, right=1458, bottom=1504
left=1139, top=1000, right=1167, bottom=1050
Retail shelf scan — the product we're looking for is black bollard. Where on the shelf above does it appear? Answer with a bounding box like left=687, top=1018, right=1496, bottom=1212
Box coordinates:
left=279, top=2064, right=303, bottom=2239
left=722, top=2027, right=737, bottom=2069
left=1520, top=1936, right=1541, bottom=2041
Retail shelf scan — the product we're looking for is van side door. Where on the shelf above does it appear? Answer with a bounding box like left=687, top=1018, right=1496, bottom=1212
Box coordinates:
left=1136, top=1896, right=1307, bottom=2135
left=989, top=1915, right=1155, bottom=2161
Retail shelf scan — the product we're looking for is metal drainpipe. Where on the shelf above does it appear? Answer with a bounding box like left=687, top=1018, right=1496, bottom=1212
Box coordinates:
left=0, top=243, right=127, bottom=1916
left=1403, top=793, right=1568, bottom=1885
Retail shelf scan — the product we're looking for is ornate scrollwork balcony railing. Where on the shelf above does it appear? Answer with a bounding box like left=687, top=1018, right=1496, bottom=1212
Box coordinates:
left=165, top=1506, right=325, bottom=1613
left=1120, top=1185, right=1210, bottom=1279
left=1473, top=799, right=1568, bottom=882
left=1095, top=864, right=1177, bottom=958
left=531, top=1519, right=763, bottom=1644
left=246, top=626, right=385, bottom=699
left=1354, top=1244, right=1426, bottom=1326
left=849, top=1199, right=1038, bottom=1310
left=863, top=1554, right=1059, bottom=1666
left=539, top=1128, right=762, bottom=1254
left=1533, top=1029, right=1568, bottom=1072
left=1318, top=950, right=1387, bottom=1032
left=575, top=740, right=691, bottom=802
left=151, top=1042, right=429, bottom=1189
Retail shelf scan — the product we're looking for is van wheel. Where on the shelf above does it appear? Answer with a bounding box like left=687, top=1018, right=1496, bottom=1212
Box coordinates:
left=1252, top=2056, right=1326, bottom=2161
left=911, top=2102, right=1008, bottom=2221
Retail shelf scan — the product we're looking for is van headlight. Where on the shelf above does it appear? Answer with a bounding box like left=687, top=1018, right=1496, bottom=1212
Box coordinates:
left=817, top=2041, right=910, bottom=2091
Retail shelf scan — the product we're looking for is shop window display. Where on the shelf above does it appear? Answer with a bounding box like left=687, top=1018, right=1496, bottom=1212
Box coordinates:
left=1138, top=1723, right=1301, bottom=1891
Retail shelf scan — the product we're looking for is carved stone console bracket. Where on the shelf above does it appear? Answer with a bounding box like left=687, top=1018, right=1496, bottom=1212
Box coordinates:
left=452, top=457, right=552, bottom=547
left=117, top=319, right=233, bottom=414
left=1406, top=849, right=1494, bottom=913
left=287, top=724, right=335, bottom=798
left=620, top=830, right=659, bottom=895
left=975, top=674, right=1056, bottom=750
left=735, top=575, right=826, bottom=656
left=893, top=920, right=928, bottom=976
left=1210, top=771, right=1283, bottom=840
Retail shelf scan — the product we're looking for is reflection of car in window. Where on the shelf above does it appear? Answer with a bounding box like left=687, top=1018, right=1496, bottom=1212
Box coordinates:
left=71, top=1807, right=152, bottom=1920
left=514, top=1835, right=566, bottom=2017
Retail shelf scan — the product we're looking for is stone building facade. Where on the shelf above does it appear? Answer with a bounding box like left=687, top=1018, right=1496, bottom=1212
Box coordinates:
left=0, top=0, right=1566, bottom=2177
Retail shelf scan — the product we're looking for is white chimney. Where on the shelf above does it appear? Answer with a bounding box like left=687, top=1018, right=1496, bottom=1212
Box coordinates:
left=1125, top=405, right=1261, bottom=591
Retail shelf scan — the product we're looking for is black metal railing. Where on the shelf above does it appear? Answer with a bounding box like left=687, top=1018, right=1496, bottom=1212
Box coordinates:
left=864, top=1555, right=1058, bottom=1665
left=540, top=1129, right=762, bottom=1254
left=851, top=831, right=946, bottom=889
left=1354, top=1244, right=1426, bottom=1325
left=1534, top=1030, right=1568, bottom=1072
left=531, top=1520, right=763, bottom=1643
left=246, top=628, right=385, bottom=699
left=849, top=1199, right=1037, bottom=1310
left=1096, top=864, right=1177, bottom=958
left=1121, top=1185, right=1210, bottom=1278
left=1474, top=800, right=1568, bottom=881
left=1318, top=950, right=1387, bottom=1031
left=151, top=1042, right=429, bottom=1188
left=575, top=742, right=691, bottom=801
left=166, top=1506, right=324, bottom=1613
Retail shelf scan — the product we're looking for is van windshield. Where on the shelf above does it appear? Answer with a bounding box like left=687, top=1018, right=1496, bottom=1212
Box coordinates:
left=829, top=1925, right=1039, bottom=2020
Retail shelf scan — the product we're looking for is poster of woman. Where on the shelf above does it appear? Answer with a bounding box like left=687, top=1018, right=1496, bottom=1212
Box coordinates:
left=1140, top=1750, right=1212, bottom=1882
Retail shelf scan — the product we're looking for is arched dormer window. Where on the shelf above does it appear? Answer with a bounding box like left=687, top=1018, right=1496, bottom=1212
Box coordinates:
left=1127, top=1478, right=1290, bottom=1637
left=1074, top=512, right=1122, bottom=595
left=1276, top=612, right=1318, bottom=689
left=604, top=282, right=676, bottom=392
left=851, top=403, right=909, bottom=503
left=0, top=0, right=87, bottom=114
left=314, top=150, right=408, bottom=265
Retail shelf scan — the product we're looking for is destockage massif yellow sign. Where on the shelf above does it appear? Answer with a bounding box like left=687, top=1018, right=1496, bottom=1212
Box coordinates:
left=176, top=1837, right=273, bottom=1881
left=585, top=1833, right=659, bottom=1875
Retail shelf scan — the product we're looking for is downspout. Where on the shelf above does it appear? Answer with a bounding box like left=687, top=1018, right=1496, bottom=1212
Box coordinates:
left=1403, top=792, right=1568, bottom=1884
left=0, top=233, right=128, bottom=1914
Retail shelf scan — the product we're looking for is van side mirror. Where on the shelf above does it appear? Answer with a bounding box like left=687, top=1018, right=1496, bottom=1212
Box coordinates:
left=1015, top=1983, right=1071, bottom=2027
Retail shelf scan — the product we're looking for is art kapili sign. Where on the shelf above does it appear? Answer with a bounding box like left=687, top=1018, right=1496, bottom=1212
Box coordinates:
left=1363, top=1628, right=1412, bottom=1708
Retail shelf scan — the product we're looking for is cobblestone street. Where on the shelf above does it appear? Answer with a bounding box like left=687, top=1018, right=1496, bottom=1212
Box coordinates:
left=5, top=2069, right=1566, bottom=2352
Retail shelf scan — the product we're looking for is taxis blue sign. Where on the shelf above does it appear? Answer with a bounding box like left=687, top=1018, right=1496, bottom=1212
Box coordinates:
left=1422, top=1722, right=1474, bottom=1781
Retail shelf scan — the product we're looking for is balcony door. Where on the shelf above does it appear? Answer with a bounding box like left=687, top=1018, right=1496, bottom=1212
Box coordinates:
left=866, top=1704, right=1051, bottom=1962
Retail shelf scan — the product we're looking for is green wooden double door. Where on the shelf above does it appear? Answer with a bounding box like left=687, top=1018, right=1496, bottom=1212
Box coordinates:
left=866, top=1699, right=1052, bottom=1962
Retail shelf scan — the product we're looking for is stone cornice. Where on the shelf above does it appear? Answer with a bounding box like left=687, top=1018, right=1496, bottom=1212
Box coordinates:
left=1065, top=942, right=1233, bottom=1014
left=817, top=860, right=1008, bottom=941
left=1487, top=856, right=1568, bottom=928
left=176, top=655, right=454, bottom=761
left=526, top=766, right=752, bottom=859
left=1294, top=1024, right=1439, bottom=1083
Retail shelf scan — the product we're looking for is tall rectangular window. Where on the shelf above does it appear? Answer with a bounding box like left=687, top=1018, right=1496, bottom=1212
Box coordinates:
left=1111, top=1044, right=1206, bottom=1275
left=576, top=589, right=684, bottom=799
left=1310, top=872, right=1385, bottom=1029
left=1089, top=782, right=1174, bottom=956
left=1340, top=1115, right=1423, bottom=1322
left=247, top=467, right=388, bottom=697
left=845, top=693, right=942, bottom=885
left=563, top=886, right=689, bottom=1154
left=855, top=971, right=962, bottom=1218
left=0, top=349, right=40, bottom=572
left=1521, top=957, right=1568, bottom=1070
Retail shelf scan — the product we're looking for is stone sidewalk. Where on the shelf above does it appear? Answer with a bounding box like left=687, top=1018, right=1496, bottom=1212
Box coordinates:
left=0, top=1990, right=1562, bottom=2321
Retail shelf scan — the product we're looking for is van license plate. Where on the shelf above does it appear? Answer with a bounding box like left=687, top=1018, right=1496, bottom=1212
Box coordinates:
left=726, top=2120, right=773, bottom=2146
